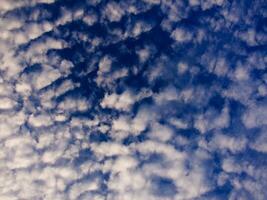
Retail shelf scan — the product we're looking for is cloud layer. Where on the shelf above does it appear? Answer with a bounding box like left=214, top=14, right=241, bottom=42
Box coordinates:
left=0, top=0, right=266, bottom=199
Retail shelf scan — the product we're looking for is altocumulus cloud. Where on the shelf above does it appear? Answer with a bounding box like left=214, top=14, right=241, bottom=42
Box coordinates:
left=0, top=0, right=267, bottom=199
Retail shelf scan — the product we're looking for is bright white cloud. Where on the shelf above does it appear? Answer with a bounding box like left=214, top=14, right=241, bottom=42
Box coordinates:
left=101, top=91, right=135, bottom=111
left=0, top=97, right=17, bottom=110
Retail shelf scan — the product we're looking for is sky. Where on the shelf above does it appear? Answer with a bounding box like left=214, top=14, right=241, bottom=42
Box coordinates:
left=0, top=0, right=267, bottom=199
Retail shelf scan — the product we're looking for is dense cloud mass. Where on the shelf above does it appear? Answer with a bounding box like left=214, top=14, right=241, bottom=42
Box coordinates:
left=0, top=0, right=266, bottom=199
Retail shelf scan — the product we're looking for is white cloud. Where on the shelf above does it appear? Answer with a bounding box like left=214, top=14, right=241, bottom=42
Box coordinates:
left=171, top=28, right=192, bottom=43
left=237, top=29, right=258, bottom=46
left=104, top=2, right=125, bottom=22
left=96, top=56, right=128, bottom=88
left=98, top=56, right=112, bottom=74
left=131, top=21, right=153, bottom=37
left=54, top=80, right=78, bottom=97
left=34, top=67, right=61, bottom=90
left=213, top=57, right=229, bottom=77
left=242, top=105, right=267, bottom=129
left=250, top=127, right=267, bottom=153
left=222, top=158, right=241, bottom=173
left=101, top=89, right=152, bottom=112
left=149, top=122, right=173, bottom=142
left=200, top=0, right=225, bottom=10
left=154, top=86, right=178, bottom=104
left=189, top=0, right=200, bottom=6
left=69, top=178, right=100, bottom=200
left=91, top=142, right=130, bottom=158
left=28, top=113, right=53, bottom=127
left=142, top=0, right=160, bottom=5
left=210, top=133, right=247, bottom=153
left=137, top=47, right=151, bottom=63
left=169, top=118, right=188, bottom=129
left=0, top=97, right=17, bottom=110
left=15, top=81, right=32, bottom=96
left=83, top=14, right=98, bottom=26
left=257, top=84, right=267, bottom=97
left=177, top=61, right=188, bottom=74
left=0, top=121, right=16, bottom=140
left=127, top=141, right=213, bottom=199
left=194, top=106, right=230, bottom=134
left=234, top=66, right=249, bottom=81
left=0, top=48, right=22, bottom=79
left=131, top=107, right=155, bottom=134
left=101, top=91, right=135, bottom=111
left=58, top=97, right=90, bottom=112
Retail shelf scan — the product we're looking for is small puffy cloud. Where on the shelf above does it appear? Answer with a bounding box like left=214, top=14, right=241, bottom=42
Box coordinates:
left=69, top=178, right=100, bottom=200
left=213, top=57, right=229, bottom=77
left=154, top=86, right=179, bottom=104
left=210, top=133, right=247, bottom=153
left=131, top=107, right=155, bottom=134
left=234, top=66, right=250, bottom=81
left=101, top=89, right=152, bottom=112
left=169, top=118, right=188, bottom=129
left=96, top=55, right=129, bottom=88
left=222, top=157, right=241, bottom=173
left=111, top=116, right=132, bottom=140
left=137, top=47, right=151, bottom=63
left=189, top=0, right=200, bottom=6
left=110, top=105, right=157, bottom=140
left=131, top=21, right=153, bottom=37
left=15, top=81, right=32, bottom=96
left=91, top=142, right=130, bottom=158
left=28, top=113, right=53, bottom=127
left=57, top=97, right=90, bottom=112
left=34, top=67, right=62, bottom=90
left=149, top=122, right=173, bottom=142
left=171, top=27, right=193, bottom=43
left=0, top=97, right=17, bottom=110
left=104, top=2, right=125, bottom=22
left=242, top=105, right=267, bottom=129
left=98, top=56, right=112, bottom=74
left=257, top=84, right=267, bottom=97
left=101, top=91, right=135, bottom=111
left=194, top=106, right=230, bottom=134
left=83, top=14, right=98, bottom=26
left=0, top=121, right=17, bottom=140
left=142, top=0, right=161, bottom=5
left=0, top=49, right=22, bottom=79
left=177, top=61, right=188, bottom=74
left=200, top=0, right=225, bottom=10
left=0, top=0, right=56, bottom=14
left=249, top=127, right=267, bottom=153
left=237, top=29, right=258, bottom=46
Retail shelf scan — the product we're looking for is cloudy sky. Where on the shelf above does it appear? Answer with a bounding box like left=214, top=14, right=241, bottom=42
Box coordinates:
left=0, top=0, right=266, bottom=199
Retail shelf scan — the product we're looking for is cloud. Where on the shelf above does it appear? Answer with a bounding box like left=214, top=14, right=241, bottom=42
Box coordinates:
left=101, top=91, right=135, bottom=111
left=249, top=127, right=267, bottom=153
left=0, top=97, right=17, bottom=110
left=171, top=27, right=193, bottom=43
left=103, top=2, right=125, bottom=22
left=101, top=89, right=152, bottom=111
left=242, top=105, right=267, bottom=129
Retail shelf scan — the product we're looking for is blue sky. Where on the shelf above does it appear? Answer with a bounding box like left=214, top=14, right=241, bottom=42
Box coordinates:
left=0, top=0, right=266, bottom=199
